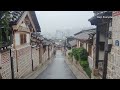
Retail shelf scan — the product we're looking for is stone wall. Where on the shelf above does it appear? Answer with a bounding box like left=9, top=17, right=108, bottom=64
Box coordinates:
left=49, top=45, right=54, bottom=58
left=0, top=50, right=12, bottom=79
left=0, top=49, right=17, bottom=79
left=32, top=47, right=40, bottom=70
left=107, top=11, right=120, bottom=79
left=16, top=46, right=32, bottom=78
left=42, top=46, right=48, bottom=64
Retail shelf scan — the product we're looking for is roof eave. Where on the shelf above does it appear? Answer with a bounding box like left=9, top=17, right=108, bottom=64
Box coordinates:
left=88, top=11, right=112, bottom=25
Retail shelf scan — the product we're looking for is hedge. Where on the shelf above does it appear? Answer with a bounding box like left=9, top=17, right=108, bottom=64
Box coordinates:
left=69, top=47, right=91, bottom=78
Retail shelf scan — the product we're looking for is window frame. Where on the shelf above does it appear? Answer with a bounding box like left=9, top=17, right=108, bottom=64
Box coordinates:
left=20, top=33, right=27, bottom=45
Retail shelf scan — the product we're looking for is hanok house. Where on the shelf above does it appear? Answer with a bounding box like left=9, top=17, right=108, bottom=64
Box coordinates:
left=89, top=11, right=112, bottom=79
left=0, top=11, right=41, bottom=79
left=65, top=36, right=76, bottom=50
left=48, top=39, right=55, bottom=59
left=74, top=28, right=96, bottom=70
left=69, top=39, right=77, bottom=49
left=41, top=38, right=55, bottom=63
left=31, top=32, right=43, bottom=71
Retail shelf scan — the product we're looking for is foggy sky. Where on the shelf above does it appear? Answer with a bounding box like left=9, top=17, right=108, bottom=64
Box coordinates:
left=35, top=11, right=95, bottom=38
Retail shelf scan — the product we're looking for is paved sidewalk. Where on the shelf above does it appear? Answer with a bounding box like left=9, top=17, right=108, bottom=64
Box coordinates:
left=64, top=57, right=89, bottom=79
left=22, top=50, right=89, bottom=79
left=36, top=50, right=76, bottom=79
left=22, top=55, right=55, bottom=79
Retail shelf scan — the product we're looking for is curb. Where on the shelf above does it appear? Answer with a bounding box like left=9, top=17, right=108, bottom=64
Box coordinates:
left=65, top=56, right=89, bottom=79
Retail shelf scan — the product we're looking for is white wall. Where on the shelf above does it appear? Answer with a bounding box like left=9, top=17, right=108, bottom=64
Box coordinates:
left=100, top=33, right=105, bottom=42
left=92, top=46, right=93, bottom=58
left=99, top=32, right=105, bottom=60
left=20, top=22, right=27, bottom=28
left=15, top=33, right=20, bottom=46
left=83, top=43, right=87, bottom=49
left=99, top=50, right=104, bottom=60
left=88, top=56, right=93, bottom=70
left=87, top=44, right=89, bottom=52
left=26, top=34, right=30, bottom=44
left=79, top=41, right=81, bottom=47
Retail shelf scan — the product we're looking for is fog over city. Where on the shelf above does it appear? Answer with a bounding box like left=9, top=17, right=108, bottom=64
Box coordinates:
left=35, top=11, right=95, bottom=39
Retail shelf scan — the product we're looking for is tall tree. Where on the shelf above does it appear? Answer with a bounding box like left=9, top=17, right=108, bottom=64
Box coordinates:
left=0, top=11, right=11, bottom=47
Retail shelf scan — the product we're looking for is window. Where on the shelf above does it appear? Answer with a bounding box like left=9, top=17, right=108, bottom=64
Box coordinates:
left=20, top=33, right=26, bottom=45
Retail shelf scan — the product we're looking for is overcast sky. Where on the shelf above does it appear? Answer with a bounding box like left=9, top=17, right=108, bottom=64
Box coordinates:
left=35, top=11, right=95, bottom=38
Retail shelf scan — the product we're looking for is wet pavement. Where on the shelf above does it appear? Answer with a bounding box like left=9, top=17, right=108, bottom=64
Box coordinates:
left=36, top=50, right=77, bottom=79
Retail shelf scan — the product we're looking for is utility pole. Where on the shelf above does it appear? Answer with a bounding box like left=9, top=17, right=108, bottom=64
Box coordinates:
left=9, top=29, right=14, bottom=79
left=102, top=22, right=109, bottom=79
left=10, top=47, right=14, bottom=79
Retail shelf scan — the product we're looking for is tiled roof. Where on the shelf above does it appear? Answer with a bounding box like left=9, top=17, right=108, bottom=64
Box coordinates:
left=1, top=11, right=41, bottom=32
left=29, top=11, right=41, bottom=32
left=9, top=11, right=24, bottom=24
left=88, top=11, right=112, bottom=25
left=69, top=40, right=77, bottom=47
left=74, top=28, right=96, bottom=40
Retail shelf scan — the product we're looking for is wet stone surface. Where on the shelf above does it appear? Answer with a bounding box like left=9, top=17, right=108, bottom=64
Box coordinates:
left=36, top=50, right=76, bottom=79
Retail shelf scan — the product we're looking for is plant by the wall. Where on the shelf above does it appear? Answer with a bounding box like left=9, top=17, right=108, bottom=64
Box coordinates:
left=80, top=60, right=89, bottom=68
left=71, top=47, right=91, bottom=78
left=79, top=47, right=88, bottom=61
left=0, top=11, right=11, bottom=47
left=72, top=48, right=80, bottom=61
left=68, top=52, right=73, bottom=58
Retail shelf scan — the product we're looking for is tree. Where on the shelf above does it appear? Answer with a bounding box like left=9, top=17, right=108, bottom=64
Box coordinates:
left=0, top=11, right=11, bottom=47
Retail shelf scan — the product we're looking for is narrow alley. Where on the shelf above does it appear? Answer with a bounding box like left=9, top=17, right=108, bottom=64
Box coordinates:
left=36, top=50, right=77, bottom=79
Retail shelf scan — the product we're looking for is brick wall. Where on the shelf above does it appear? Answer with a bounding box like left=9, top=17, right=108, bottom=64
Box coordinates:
left=32, top=47, right=39, bottom=70
left=16, top=46, right=32, bottom=78
left=107, top=12, right=120, bottom=79
left=42, top=46, right=49, bottom=63
left=0, top=45, right=54, bottom=79
left=0, top=51, right=11, bottom=79
left=0, top=49, right=18, bottom=79
left=42, top=51, right=48, bottom=63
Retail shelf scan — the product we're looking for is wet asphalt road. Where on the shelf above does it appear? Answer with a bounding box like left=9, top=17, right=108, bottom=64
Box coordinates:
left=36, top=50, right=77, bottom=79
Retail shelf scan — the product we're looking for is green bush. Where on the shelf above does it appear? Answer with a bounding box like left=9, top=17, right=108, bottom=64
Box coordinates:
left=72, top=48, right=80, bottom=61
left=79, top=47, right=88, bottom=61
left=70, top=47, right=91, bottom=78
left=84, top=67, right=92, bottom=78
left=68, top=52, right=73, bottom=58
left=72, top=47, right=88, bottom=61
left=79, top=60, right=91, bottom=78
left=80, top=60, right=89, bottom=68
